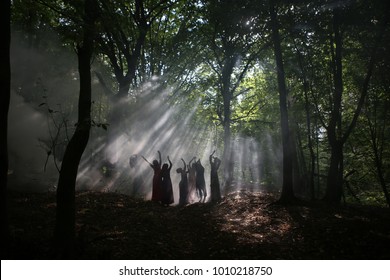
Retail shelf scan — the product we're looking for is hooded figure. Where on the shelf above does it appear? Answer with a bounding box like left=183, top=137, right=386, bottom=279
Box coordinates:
left=195, top=159, right=207, bottom=202
left=142, top=151, right=162, bottom=202
left=177, top=158, right=189, bottom=205
left=161, top=156, right=174, bottom=206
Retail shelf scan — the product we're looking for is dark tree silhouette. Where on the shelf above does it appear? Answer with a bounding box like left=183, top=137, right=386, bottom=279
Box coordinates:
left=201, top=0, right=267, bottom=189
left=177, top=158, right=189, bottom=206
left=161, top=156, right=174, bottom=206
left=54, top=0, right=97, bottom=258
left=0, top=0, right=11, bottom=260
left=209, top=151, right=221, bottom=202
left=195, top=159, right=207, bottom=203
left=187, top=157, right=197, bottom=202
left=324, top=5, right=389, bottom=205
left=269, top=1, right=295, bottom=204
left=323, top=8, right=344, bottom=204
left=97, top=0, right=175, bottom=165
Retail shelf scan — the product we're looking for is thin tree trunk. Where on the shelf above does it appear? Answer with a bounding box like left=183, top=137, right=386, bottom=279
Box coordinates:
left=305, top=93, right=316, bottom=200
left=371, top=134, right=390, bottom=207
left=324, top=9, right=344, bottom=204
left=221, top=54, right=236, bottom=191
left=222, top=94, right=233, bottom=190
left=54, top=0, right=95, bottom=258
left=101, top=0, right=149, bottom=165
left=293, top=122, right=310, bottom=196
left=269, top=2, right=295, bottom=203
left=0, top=0, right=11, bottom=260
left=324, top=140, right=344, bottom=203
left=367, top=104, right=390, bottom=207
left=324, top=6, right=389, bottom=204
left=294, top=41, right=316, bottom=200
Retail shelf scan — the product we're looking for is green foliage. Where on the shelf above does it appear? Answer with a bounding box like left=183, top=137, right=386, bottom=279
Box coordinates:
left=10, top=0, right=390, bottom=205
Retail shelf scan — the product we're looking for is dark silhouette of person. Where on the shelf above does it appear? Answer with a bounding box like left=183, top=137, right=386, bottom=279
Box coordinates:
left=209, top=150, right=221, bottom=202
left=187, top=157, right=197, bottom=203
left=195, top=159, right=207, bottom=202
left=129, top=154, right=138, bottom=168
left=161, top=156, right=174, bottom=206
left=142, top=151, right=162, bottom=202
left=176, top=158, right=189, bottom=206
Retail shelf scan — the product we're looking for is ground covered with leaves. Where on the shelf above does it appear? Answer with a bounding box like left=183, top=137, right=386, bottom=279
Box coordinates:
left=6, top=190, right=390, bottom=259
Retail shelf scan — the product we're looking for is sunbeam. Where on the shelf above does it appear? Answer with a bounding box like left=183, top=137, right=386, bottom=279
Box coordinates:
left=74, top=82, right=221, bottom=205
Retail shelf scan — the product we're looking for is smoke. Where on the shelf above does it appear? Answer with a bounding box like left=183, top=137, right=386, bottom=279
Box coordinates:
left=76, top=80, right=218, bottom=203
left=8, top=31, right=283, bottom=200
left=76, top=75, right=283, bottom=203
left=7, top=91, right=58, bottom=192
left=8, top=31, right=79, bottom=192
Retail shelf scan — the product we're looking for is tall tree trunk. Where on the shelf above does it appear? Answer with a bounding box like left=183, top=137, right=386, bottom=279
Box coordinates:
left=294, top=41, right=316, bottom=200
left=54, top=0, right=95, bottom=258
left=221, top=54, right=236, bottom=191
left=366, top=100, right=390, bottom=207
left=324, top=140, right=344, bottom=203
left=376, top=163, right=390, bottom=207
left=369, top=121, right=390, bottom=207
left=269, top=2, right=295, bottom=203
left=102, top=0, right=148, bottom=165
left=324, top=9, right=344, bottom=204
left=0, top=0, right=11, bottom=260
left=222, top=108, right=233, bottom=189
left=292, top=123, right=310, bottom=196
left=305, top=90, right=316, bottom=200
left=324, top=6, right=388, bottom=204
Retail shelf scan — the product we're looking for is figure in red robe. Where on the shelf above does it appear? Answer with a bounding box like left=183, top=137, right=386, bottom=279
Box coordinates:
left=176, top=158, right=189, bottom=206
left=161, top=156, right=174, bottom=206
left=209, top=150, right=221, bottom=202
left=187, top=157, right=197, bottom=203
left=142, top=151, right=162, bottom=202
left=195, top=159, right=207, bottom=203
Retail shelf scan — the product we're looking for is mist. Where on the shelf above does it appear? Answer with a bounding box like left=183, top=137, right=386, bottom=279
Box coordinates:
left=8, top=31, right=283, bottom=203
left=7, top=90, right=58, bottom=191
left=8, top=31, right=79, bottom=192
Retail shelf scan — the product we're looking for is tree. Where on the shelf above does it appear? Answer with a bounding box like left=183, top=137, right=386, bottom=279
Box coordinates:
left=96, top=0, right=176, bottom=164
left=293, top=43, right=316, bottom=199
left=322, top=7, right=344, bottom=204
left=268, top=0, right=295, bottom=203
left=0, top=0, right=11, bottom=259
left=365, top=93, right=390, bottom=207
left=197, top=0, right=268, bottom=189
left=8, top=0, right=390, bottom=209
left=274, top=0, right=390, bottom=204
left=323, top=2, right=389, bottom=204
left=54, top=0, right=97, bottom=258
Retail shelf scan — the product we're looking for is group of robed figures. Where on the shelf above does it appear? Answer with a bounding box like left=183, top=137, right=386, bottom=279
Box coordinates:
left=141, top=150, right=222, bottom=205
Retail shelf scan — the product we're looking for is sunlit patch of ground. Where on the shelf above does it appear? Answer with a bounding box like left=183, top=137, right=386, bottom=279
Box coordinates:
left=6, top=189, right=390, bottom=259
left=215, top=191, right=292, bottom=244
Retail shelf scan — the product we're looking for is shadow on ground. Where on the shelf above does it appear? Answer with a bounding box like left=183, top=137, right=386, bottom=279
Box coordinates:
left=6, top=189, right=390, bottom=259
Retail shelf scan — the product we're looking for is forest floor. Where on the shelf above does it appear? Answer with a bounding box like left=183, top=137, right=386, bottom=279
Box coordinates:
left=6, top=189, right=390, bottom=260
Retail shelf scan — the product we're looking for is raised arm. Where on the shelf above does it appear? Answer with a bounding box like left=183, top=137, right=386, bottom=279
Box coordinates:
left=141, top=155, right=150, bottom=164
left=141, top=156, right=153, bottom=168
left=189, top=156, right=196, bottom=166
left=209, top=150, right=215, bottom=164
left=215, top=157, right=221, bottom=170
left=181, top=158, right=187, bottom=171
left=167, top=156, right=173, bottom=170
left=157, top=150, right=162, bottom=165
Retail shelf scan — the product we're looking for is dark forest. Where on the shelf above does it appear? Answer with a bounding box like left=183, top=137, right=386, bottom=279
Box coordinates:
left=1, top=0, right=390, bottom=259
